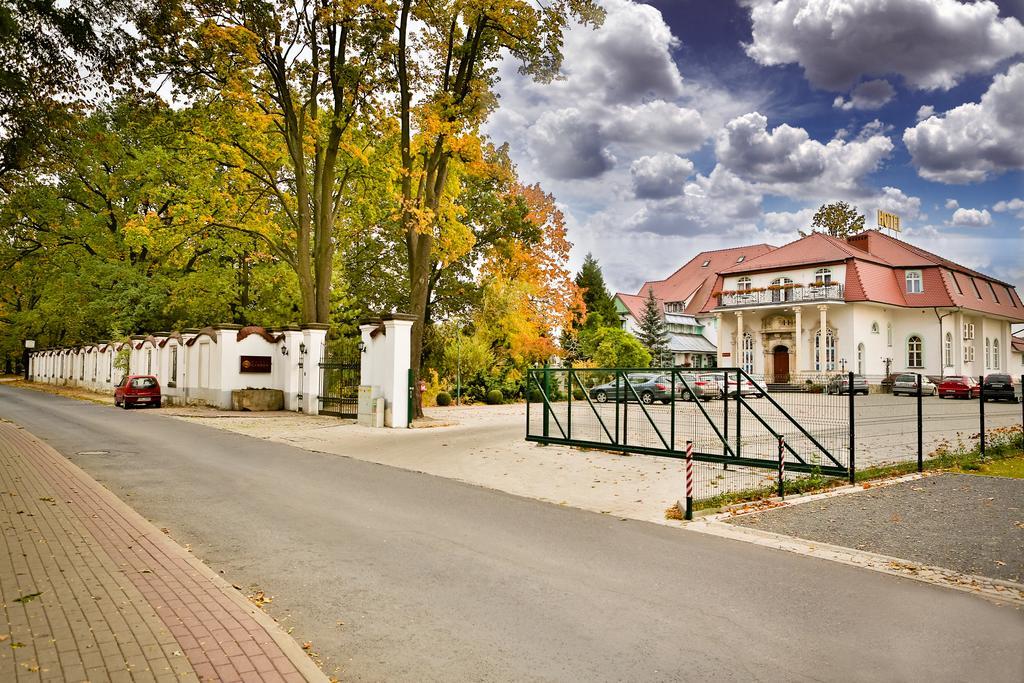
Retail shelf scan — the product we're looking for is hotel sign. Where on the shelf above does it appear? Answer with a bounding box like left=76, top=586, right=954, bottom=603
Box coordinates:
left=877, top=210, right=901, bottom=232
left=240, top=355, right=272, bottom=373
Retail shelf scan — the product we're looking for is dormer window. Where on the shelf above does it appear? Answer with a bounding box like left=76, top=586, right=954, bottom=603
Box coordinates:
left=905, top=270, right=922, bottom=294
left=737, top=277, right=752, bottom=291
left=736, top=256, right=745, bottom=263
left=702, top=260, right=710, bottom=267
left=988, top=282, right=999, bottom=303
left=814, top=268, right=832, bottom=285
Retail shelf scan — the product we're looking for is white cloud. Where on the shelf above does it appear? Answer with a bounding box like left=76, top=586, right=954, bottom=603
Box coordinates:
left=945, top=198, right=959, bottom=210
left=526, top=109, right=615, bottom=180
left=994, top=198, right=1024, bottom=218
left=903, top=63, right=1024, bottom=183
left=832, top=79, right=896, bottom=110
left=630, top=154, right=694, bottom=200
left=602, top=101, right=707, bottom=151
left=716, top=112, right=894, bottom=195
left=950, top=207, right=993, bottom=227
left=916, top=105, right=936, bottom=121
left=743, top=0, right=1024, bottom=91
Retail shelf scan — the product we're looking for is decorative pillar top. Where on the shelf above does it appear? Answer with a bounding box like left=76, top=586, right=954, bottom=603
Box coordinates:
left=817, top=304, right=829, bottom=311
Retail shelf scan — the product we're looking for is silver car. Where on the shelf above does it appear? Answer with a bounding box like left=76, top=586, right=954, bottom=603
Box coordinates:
left=892, top=373, right=936, bottom=396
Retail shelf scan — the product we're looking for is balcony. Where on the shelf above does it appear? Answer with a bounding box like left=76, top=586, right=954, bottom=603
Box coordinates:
left=717, top=284, right=845, bottom=309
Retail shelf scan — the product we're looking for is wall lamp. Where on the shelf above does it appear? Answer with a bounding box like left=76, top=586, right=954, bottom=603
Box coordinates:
left=281, top=345, right=289, bottom=356
left=357, top=341, right=367, bottom=353
left=299, top=342, right=307, bottom=355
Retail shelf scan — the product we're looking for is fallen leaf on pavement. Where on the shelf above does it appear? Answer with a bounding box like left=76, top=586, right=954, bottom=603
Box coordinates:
left=13, top=592, right=42, bottom=603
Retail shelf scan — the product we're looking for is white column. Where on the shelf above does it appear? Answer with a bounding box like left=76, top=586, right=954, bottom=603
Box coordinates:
left=381, top=315, right=415, bottom=428
left=301, top=324, right=329, bottom=415
left=818, top=305, right=828, bottom=373
left=793, top=307, right=803, bottom=377
left=279, top=328, right=303, bottom=411
left=734, top=311, right=744, bottom=367
left=714, top=313, right=723, bottom=366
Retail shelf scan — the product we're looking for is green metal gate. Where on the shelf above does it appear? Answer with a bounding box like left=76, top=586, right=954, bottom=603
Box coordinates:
left=318, top=340, right=361, bottom=418
left=526, top=367, right=851, bottom=479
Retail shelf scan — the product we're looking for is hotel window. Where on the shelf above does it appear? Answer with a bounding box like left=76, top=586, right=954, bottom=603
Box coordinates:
left=871, top=322, right=879, bottom=334
left=814, top=329, right=836, bottom=371
left=944, top=332, right=953, bottom=367
left=963, top=344, right=975, bottom=363
left=985, top=338, right=990, bottom=368
left=907, top=335, right=923, bottom=368
left=814, top=268, right=832, bottom=285
left=887, top=323, right=893, bottom=347
left=702, top=260, right=710, bottom=267
left=970, top=278, right=982, bottom=299
left=993, top=339, right=1000, bottom=369
left=736, top=255, right=745, bottom=263
left=737, top=277, right=752, bottom=291
left=857, top=343, right=864, bottom=375
left=742, top=334, right=754, bottom=373
left=988, top=282, right=999, bottom=303
left=771, top=277, right=795, bottom=302
left=905, top=270, right=922, bottom=294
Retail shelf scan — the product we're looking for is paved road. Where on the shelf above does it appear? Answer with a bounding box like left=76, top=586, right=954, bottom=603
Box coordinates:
left=2, top=385, right=1022, bottom=682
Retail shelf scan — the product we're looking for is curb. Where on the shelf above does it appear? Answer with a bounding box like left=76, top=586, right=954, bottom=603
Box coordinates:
left=688, top=518, right=1024, bottom=607
left=13, top=423, right=329, bottom=682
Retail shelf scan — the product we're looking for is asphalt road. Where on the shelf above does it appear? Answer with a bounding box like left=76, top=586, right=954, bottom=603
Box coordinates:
left=2, top=385, right=1022, bottom=682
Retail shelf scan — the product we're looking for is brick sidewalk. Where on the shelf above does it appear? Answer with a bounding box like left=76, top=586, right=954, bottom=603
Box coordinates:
left=0, top=420, right=327, bottom=682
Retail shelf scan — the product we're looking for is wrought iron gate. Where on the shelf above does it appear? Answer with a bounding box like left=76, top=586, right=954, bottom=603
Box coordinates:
left=318, top=340, right=360, bottom=418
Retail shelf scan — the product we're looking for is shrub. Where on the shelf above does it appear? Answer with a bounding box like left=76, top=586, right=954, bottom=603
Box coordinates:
left=435, top=391, right=452, bottom=407
left=572, top=388, right=585, bottom=400
left=485, top=389, right=504, bottom=405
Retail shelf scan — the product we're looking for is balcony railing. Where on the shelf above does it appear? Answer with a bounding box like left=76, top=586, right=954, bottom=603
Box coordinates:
left=717, top=283, right=845, bottom=308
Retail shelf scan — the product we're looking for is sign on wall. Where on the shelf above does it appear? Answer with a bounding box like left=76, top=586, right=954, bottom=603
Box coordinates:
left=240, top=355, right=272, bottom=373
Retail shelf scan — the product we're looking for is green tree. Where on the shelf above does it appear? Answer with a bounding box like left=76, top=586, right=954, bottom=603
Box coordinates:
left=637, top=288, right=669, bottom=366
left=590, top=328, right=651, bottom=369
left=574, top=253, right=619, bottom=328
left=803, top=201, right=865, bottom=239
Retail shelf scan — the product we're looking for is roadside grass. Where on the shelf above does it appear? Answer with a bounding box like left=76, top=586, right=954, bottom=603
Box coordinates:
left=4, top=379, right=114, bottom=406
left=689, top=425, right=1024, bottom=513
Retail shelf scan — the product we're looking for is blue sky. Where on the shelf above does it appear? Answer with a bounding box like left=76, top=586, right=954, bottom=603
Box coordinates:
left=485, top=0, right=1024, bottom=296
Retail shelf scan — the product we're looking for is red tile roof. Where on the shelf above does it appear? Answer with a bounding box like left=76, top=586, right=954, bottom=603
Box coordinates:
left=635, top=244, right=776, bottom=311
left=719, top=232, right=889, bottom=274
left=615, top=292, right=651, bottom=321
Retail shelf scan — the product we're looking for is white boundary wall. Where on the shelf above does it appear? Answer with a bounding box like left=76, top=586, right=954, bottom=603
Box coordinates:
left=27, top=324, right=329, bottom=414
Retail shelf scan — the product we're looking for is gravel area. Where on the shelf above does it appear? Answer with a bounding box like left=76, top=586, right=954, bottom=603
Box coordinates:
left=728, top=473, right=1024, bottom=583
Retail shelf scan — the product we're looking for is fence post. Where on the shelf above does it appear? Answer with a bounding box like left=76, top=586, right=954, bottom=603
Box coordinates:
left=614, top=370, right=620, bottom=445
left=567, top=368, right=573, bottom=441
left=723, top=372, right=729, bottom=467
left=778, top=435, right=785, bottom=500
left=408, top=368, right=415, bottom=427
left=735, top=369, right=742, bottom=461
left=622, top=369, right=628, bottom=446
left=526, top=370, right=531, bottom=438
left=670, top=372, right=676, bottom=451
left=848, top=371, right=856, bottom=484
left=916, top=372, right=923, bottom=472
left=542, top=364, right=550, bottom=439
left=979, top=375, right=985, bottom=459
left=685, top=440, right=694, bottom=521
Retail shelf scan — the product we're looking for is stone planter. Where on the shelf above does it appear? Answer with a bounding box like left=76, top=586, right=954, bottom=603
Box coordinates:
left=231, top=388, right=284, bottom=411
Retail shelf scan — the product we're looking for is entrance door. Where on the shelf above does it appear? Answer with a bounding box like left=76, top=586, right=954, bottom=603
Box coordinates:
left=773, top=346, right=790, bottom=383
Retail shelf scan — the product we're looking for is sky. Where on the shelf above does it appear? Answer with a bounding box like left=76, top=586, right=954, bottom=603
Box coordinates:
left=484, top=0, right=1024, bottom=298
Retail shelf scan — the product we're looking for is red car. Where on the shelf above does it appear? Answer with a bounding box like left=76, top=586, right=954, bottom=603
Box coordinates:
left=114, top=375, right=162, bottom=409
left=937, top=376, right=980, bottom=399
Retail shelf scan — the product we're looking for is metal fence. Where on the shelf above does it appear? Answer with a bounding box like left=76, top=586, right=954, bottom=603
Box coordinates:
left=526, top=368, right=1024, bottom=513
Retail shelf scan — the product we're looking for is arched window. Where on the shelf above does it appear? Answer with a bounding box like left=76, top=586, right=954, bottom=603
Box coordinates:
left=742, top=333, right=754, bottom=373
left=907, top=335, right=923, bottom=368
left=887, top=323, right=893, bottom=347
left=993, top=338, right=1000, bottom=369
left=857, top=343, right=865, bottom=375
left=815, top=329, right=836, bottom=371
left=871, top=322, right=879, bottom=334
left=984, top=338, right=991, bottom=368
left=771, top=277, right=795, bottom=302
left=906, top=270, right=922, bottom=294
left=944, top=332, right=953, bottom=367
left=814, top=268, right=832, bottom=285
left=737, top=276, right=752, bottom=291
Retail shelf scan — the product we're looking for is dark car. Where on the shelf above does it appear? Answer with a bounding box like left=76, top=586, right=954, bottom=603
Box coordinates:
left=589, top=373, right=675, bottom=405
left=937, top=376, right=980, bottom=399
left=981, top=374, right=1021, bottom=403
left=114, top=374, right=162, bottom=408
left=824, top=374, right=869, bottom=395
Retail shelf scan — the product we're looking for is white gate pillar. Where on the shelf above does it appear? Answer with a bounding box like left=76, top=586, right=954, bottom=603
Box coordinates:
left=301, top=324, right=329, bottom=415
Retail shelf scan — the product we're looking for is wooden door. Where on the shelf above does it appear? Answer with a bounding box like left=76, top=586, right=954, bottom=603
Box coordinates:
left=773, top=347, right=790, bottom=383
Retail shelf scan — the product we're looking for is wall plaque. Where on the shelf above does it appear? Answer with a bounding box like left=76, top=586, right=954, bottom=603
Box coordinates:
left=240, top=355, right=272, bottom=373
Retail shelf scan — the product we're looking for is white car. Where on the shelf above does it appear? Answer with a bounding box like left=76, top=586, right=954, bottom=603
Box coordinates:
left=699, top=373, right=763, bottom=398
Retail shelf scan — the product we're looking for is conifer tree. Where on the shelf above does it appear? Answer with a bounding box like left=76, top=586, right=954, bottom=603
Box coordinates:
left=574, top=253, right=619, bottom=328
left=637, top=288, right=669, bottom=366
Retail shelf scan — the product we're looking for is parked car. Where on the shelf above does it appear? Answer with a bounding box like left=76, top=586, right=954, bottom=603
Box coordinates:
left=589, top=373, right=675, bottom=405
left=114, top=375, right=162, bottom=409
left=937, top=376, right=980, bottom=399
left=824, top=374, right=869, bottom=395
left=699, top=373, right=762, bottom=398
left=892, top=373, right=937, bottom=396
left=675, top=373, right=721, bottom=401
left=981, top=374, right=1021, bottom=403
